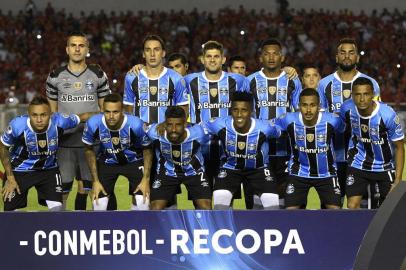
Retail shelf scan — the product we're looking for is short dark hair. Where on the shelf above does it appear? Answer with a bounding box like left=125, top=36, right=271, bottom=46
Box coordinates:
left=299, top=88, right=320, bottom=103
left=67, top=31, right=88, bottom=45
left=259, top=38, right=283, bottom=52
left=231, top=91, right=253, bottom=107
left=228, top=55, right=245, bottom=67
left=352, top=77, right=374, bottom=92
left=29, top=95, right=50, bottom=106
left=165, top=106, right=186, bottom=119
left=103, top=93, right=122, bottom=104
left=168, top=53, right=188, bottom=65
left=143, top=35, right=165, bottom=50
left=337, top=37, right=358, bottom=52
left=202, top=40, right=224, bottom=55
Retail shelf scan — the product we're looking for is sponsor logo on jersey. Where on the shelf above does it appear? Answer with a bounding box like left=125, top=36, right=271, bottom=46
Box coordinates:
left=6, top=125, right=12, bottom=134
left=332, top=90, right=341, bottom=97
left=343, top=89, right=351, bottom=99
left=111, top=137, right=120, bottom=145
left=199, top=88, right=208, bottom=95
left=139, top=87, right=148, bottom=93
left=49, top=138, right=57, bottom=146
left=38, top=140, right=47, bottom=148
left=219, top=88, right=229, bottom=95
left=159, top=87, right=168, bottom=95
left=120, top=137, right=129, bottom=144
left=85, top=80, right=94, bottom=90
left=183, top=151, right=191, bottom=158
left=286, top=183, right=295, bottom=194
left=268, top=86, right=277, bottom=95
left=265, top=175, right=274, bottom=182
left=306, top=134, right=314, bottom=143
left=317, top=134, right=326, bottom=142
left=101, top=137, right=110, bottom=144
left=257, top=100, right=290, bottom=108
left=369, top=127, right=378, bottom=136
left=60, top=94, right=95, bottom=102
left=149, top=86, right=158, bottom=95
left=210, top=88, right=218, bottom=98
left=248, top=143, right=257, bottom=151
left=395, top=115, right=400, bottom=125
left=257, top=87, right=267, bottom=94
left=278, top=87, right=287, bottom=95
left=74, top=82, right=82, bottom=90
left=296, top=134, right=305, bottom=141
left=227, top=140, right=235, bottom=146
left=62, top=83, right=72, bottom=89
left=237, top=142, right=246, bottom=150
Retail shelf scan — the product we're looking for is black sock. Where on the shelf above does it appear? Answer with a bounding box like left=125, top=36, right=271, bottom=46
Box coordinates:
left=107, top=193, right=117, bottom=210
left=75, top=193, right=88, bottom=210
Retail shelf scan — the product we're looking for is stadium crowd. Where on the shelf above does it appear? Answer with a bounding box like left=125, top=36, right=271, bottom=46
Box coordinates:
left=0, top=3, right=405, bottom=103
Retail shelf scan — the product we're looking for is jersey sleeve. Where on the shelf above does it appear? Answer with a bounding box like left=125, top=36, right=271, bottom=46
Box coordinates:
left=0, top=119, right=21, bottom=147
left=273, top=114, right=288, bottom=132
left=290, top=78, right=302, bottom=110
left=96, top=71, right=111, bottom=98
left=193, top=124, right=210, bottom=145
left=146, top=123, right=159, bottom=141
left=133, top=118, right=152, bottom=148
left=371, top=78, right=381, bottom=100
left=123, top=73, right=137, bottom=106
left=262, top=120, right=281, bottom=138
left=203, top=117, right=224, bottom=136
left=386, top=110, right=405, bottom=141
left=317, top=80, right=328, bottom=110
left=173, top=77, right=189, bottom=106
left=45, top=74, right=59, bottom=101
left=82, top=117, right=97, bottom=145
left=331, top=113, right=346, bottom=133
left=56, top=113, right=80, bottom=129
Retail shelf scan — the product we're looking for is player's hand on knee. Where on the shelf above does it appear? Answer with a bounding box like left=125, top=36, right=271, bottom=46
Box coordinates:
left=2, top=175, right=20, bottom=202
left=128, top=64, right=144, bottom=75
left=283, top=66, right=298, bottom=80
left=134, top=176, right=150, bottom=203
left=91, top=181, right=107, bottom=205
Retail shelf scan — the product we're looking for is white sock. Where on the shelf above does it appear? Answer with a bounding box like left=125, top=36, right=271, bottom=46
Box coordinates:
left=46, top=200, right=63, bottom=211
left=213, top=189, right=233, bottom=210
left=133, top=195, right=149, bottom=210
left=93, top=197, right=109, bottom=211
left=260, top=193, right=279, bottom=210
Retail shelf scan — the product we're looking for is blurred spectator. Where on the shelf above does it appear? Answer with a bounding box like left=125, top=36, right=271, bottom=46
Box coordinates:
left=0, top=4, right=404, bottom=104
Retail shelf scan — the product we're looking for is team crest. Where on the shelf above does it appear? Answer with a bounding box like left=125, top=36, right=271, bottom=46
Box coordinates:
left=172, top=150, right=181, bottom=158
left=38, top=140, right=47, bottom=148
left=268, top=86, right=277, bottom=95
left=306, top=134, right=314, bottom=143
left=343, top=89, right=351, bottom=99
left=111, top=137, right=120, bottom=145
left=149, top=86, right=158, bottom=95
left=361, top=124, right=369, bottom=133
left=209, top=88, right=218, bottom=97
left=237, top=142, right=246, bottom=150
left=74, top=82, right=82, bottom=90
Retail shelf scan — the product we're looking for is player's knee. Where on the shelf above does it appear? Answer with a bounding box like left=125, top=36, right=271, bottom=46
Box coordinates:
left=347, top=198, right=360, bottom=209
left=46, top=200, right=63, bottom=211
left=260, top=193, right=279, bottom=210
left=213, top=189, right=233, bottom=209
left=150, top=200, right=166, bottom=210
left=325, top=204, right=340, bottom=210
left=93, top=197, right=109, bottom=211
left=133, top=195, right=150, bottom=210
left=194, top=199, right=212, bottom=210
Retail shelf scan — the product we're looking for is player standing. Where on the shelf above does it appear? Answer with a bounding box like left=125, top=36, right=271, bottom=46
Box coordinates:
left=46, top=31, right=111, bottom=210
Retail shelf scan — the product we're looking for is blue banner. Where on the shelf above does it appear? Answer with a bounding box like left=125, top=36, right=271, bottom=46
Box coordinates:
left=0, top=210, right=375, bottom=270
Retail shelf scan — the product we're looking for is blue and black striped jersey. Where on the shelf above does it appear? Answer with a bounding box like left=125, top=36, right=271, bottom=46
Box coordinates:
left=123, top=67, right=188, bottom=124
left=82, top=113, right=150, bottom=165
left=185, top=71, right=250, bottom=124
left=1, top=113, right=80, bottom=172
left=204, top=116, right=281, bottom=170
left=340, top=100, right=404, bottom=172
left=147, top=123, right=208, bottom=177
left=317, top=71, right=380, bottom=162
left=247, top=69, right=302, bottom=156
left=275, top=112, right=345, bottom=178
